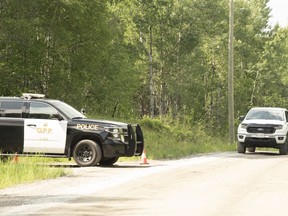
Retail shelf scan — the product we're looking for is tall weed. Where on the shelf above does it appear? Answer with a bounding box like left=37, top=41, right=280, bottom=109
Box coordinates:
left=0, top=157, right=67, bottom=189
left=140, top=117, right=235, bottom=159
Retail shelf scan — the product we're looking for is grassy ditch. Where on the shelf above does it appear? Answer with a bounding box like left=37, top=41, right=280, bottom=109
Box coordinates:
left=140, top=117, right=235, bottom=159
left=0, top=117, right=236, bottom=189
left=0, top=157, right=67, bottom=189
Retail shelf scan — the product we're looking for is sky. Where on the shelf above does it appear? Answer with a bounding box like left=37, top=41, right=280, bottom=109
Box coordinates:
left=267, top=0, right=288, bottom=27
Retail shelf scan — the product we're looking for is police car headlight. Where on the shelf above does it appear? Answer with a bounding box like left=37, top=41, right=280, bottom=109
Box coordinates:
left=112, top=128, right=120, bottom=138
left=105, top=127, right=122, bottom=141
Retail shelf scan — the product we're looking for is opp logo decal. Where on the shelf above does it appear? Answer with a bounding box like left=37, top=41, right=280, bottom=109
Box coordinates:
left=37, top=123, right=53, bottom=134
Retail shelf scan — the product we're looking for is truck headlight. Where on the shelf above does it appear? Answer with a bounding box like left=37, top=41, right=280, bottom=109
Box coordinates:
left=274, top=125, right=283, bottom=130
left=240, top=123, right=248, bottom=129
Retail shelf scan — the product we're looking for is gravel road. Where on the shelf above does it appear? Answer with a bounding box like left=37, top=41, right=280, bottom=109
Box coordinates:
left=1, top=151, right=288, bottom=216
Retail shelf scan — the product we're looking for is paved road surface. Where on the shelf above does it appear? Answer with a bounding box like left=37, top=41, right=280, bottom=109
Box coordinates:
left=1, top=152, right=288, bottom=216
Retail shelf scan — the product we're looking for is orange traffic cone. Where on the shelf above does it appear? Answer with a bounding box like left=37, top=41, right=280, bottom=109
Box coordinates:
left=12, top=153, right=19, bottom=163
left=140, top=149, right=149, bottom=165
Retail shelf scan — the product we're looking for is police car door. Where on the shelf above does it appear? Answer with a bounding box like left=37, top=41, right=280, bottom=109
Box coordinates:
left=24, top=101, right=67, bottom=154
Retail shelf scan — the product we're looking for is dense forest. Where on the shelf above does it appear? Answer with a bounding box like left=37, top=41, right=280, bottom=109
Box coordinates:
left=0, top=0, right=287, bottom=134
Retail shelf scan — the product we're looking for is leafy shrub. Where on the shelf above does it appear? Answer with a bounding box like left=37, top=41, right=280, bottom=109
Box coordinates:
left=140, top=117, right=170, bottom=132
left=140, top=116, right=235, bottom=160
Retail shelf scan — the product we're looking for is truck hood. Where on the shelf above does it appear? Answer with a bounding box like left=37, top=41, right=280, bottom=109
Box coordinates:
left=242, top=119, right=285, bottom=125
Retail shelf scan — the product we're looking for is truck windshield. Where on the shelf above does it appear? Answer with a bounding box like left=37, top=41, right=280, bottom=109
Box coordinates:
left=246, top=109, right=284, bottom=121
left=50, top=100, right=86, bottom=120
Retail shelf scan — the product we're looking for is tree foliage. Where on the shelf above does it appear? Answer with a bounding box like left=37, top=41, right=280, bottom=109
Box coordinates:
left=1, top=0, right=288, bottom=135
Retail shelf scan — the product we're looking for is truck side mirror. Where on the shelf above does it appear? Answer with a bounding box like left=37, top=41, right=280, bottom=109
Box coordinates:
left=238, top=115, right=245, bottom=121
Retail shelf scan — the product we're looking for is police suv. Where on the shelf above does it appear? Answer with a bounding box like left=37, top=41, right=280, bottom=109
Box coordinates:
left=237, top=107, right=288, bottom=155
left=0, top=93, right=144, bottom=166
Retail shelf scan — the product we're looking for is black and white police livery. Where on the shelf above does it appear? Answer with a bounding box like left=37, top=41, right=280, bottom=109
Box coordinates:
left=0, top=93, right=144, bottom=166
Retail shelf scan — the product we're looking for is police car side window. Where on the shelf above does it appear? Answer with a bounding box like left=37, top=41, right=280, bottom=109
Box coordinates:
left=29, top=102, right=60, bottom=120
left=0, top=101, right=23, bottom=118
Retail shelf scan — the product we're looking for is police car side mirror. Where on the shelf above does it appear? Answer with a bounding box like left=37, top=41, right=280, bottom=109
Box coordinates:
left=81, top=108, right=86, bottom=115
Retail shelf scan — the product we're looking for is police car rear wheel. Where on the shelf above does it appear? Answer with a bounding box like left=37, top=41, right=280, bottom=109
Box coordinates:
left=73, top=140, right=102, bottom=167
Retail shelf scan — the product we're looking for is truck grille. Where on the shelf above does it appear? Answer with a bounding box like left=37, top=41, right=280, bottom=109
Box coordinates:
left=247, top=127, right=275, bottom=134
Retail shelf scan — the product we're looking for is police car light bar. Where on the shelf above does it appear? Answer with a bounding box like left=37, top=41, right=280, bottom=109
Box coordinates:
left=22, top=93, right=45, bottom=99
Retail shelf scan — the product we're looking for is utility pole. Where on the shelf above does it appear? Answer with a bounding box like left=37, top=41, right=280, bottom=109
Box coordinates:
left=149, top=26, right=154, bottom=118
left=139, top=27, right=154, bottom=118
left=228, top=0, right=235, bottom=144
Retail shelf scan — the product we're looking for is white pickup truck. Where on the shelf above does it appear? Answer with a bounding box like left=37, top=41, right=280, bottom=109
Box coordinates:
left=237, top=107, right=288, bottom=155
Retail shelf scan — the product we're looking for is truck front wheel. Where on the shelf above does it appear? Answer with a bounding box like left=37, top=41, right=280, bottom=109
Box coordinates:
left=73, top=140, right=102, bottom=167
left=279, top=142, right=288, bottom=155
left=247, top=147, right=256, bottom=153
left=237, top=142, right=246, bottom=154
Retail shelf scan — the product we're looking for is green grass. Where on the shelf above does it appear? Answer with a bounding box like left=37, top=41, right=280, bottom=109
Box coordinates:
left=0, top=157, right=68, bottom=189
left=139, top=117, right=236, bottom=159
left=0, top=117, right=236, bottom=189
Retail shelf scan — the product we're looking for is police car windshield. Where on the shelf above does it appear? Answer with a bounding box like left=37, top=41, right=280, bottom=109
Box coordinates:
left=50, top=101, right=86, bottom=120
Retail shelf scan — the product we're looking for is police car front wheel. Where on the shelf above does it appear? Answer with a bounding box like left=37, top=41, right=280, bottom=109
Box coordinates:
left=73, top=139, right=102, bottom=167
left=99, top=156, right=119, bottom=166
